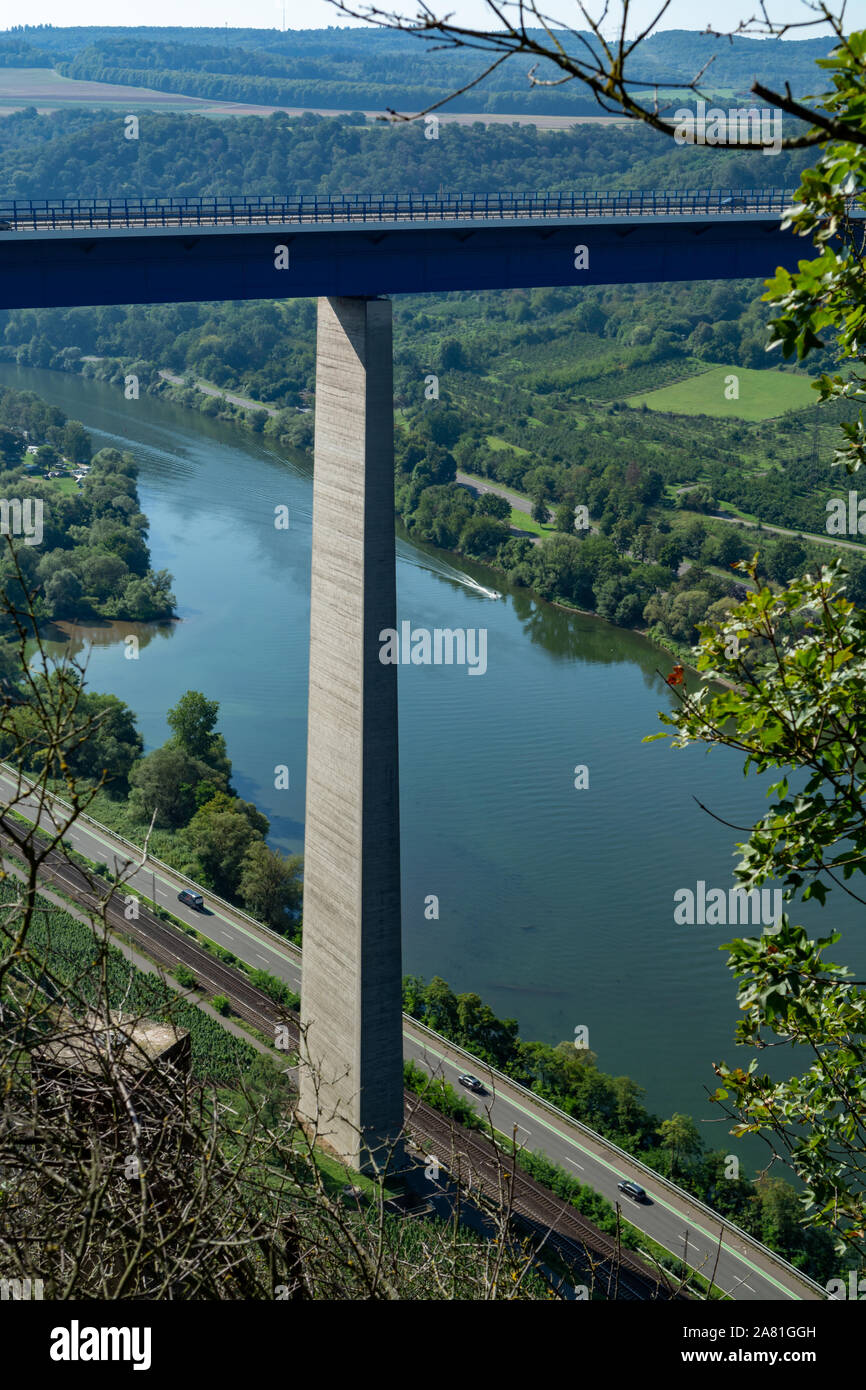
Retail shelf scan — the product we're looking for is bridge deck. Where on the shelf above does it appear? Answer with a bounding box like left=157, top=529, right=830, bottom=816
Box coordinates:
left=0, top=189, right=854, bottom=307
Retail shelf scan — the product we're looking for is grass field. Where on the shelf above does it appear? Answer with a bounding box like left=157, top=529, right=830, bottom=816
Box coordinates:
left=53, top=476, right=80, bottom=496
left=0, top=68, right=641, bottom=125
left=0, top=67, right=213, bottom=111
left=485, top=434, right=531, bottom=455
left=509, top=507, right=553, bottom=536
left=626, top=366, right=818, bottom=421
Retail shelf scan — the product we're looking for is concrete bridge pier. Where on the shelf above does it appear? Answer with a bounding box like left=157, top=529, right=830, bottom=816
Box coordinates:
left=297, top=295, right=405, bottom=1175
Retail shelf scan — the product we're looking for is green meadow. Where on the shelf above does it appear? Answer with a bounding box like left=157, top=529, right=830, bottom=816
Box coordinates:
left=626, top=366, right=818, bottom=421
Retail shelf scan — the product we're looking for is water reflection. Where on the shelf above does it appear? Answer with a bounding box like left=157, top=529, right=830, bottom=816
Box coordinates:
left=40, top=617, right=180, bottom=661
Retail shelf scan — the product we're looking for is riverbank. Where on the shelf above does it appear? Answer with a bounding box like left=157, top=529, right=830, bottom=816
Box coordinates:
left=5, top=356, right=864, bottom=1142
left=13, top=353, right=746, bottom=673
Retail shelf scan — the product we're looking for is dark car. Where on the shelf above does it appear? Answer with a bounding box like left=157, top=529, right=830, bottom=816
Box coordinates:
left=178, top=889, right=204, bottom=911
left=0, top=221, right=11, bottom=231
left=720, top=195, right=747, bottom=211
left=458, top=1073, right=486, bottom=1094
left=617, top=1180, right=648, bottom=1203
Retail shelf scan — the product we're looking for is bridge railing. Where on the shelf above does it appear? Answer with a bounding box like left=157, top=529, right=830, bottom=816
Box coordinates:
left=0, top=188, right=817, bottom=230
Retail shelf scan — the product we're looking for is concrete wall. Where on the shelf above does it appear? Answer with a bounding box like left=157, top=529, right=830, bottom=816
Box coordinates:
left=298, top=295, right=404, bottom=1174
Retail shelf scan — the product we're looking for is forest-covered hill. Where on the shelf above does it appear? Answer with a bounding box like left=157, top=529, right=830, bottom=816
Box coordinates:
left=0, top=24, right=838, bottom=114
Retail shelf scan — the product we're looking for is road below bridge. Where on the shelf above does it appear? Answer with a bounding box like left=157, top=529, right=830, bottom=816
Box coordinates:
left=0, top=767, right=824, bottom=1302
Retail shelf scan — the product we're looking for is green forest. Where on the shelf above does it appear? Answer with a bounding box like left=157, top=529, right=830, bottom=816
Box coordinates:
left=0, top=103, right=811, bottom=202
left=4, top=682, right=304, bottom=938
left=0, top=109, right=857, bottom=660
left=0, top=24, right=835, bottom=114
left=0, top=384, right=175, bottom=633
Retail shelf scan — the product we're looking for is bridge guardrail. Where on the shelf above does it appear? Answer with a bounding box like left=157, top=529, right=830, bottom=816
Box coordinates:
left=405, top=1015, right=827, bottom=1300
left=0, top=764, right=826, bottom=1298
left=0, top=188, right=821, bottom=231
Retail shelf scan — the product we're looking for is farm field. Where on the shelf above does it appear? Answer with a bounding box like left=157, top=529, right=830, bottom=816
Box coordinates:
left=0, top=67, right=635, bottom=124
left=626, top=365, right=818, bottom=420
left=0, top=67, right=211, bottom=111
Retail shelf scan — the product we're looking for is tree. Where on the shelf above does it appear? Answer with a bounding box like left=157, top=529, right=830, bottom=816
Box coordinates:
left=459, top=513, right=508, bottom=557
left=80, top=550, right=130, bottom=604
left=70, top=691, right=143, bottom=794
left=767, top=538, right=806, bottom=584
left=653, top=560, right=866, bottom=1254
left=610, top=518, right=635, bottom=556
left=129, top=744, right=216, bottom=828
left=122, top=570, right=175, bottom=620
left=0, top=425, right=24, bottom=465
left=167, top=690, right=220, bottom=760
left=440, top=337, right=468, bottom=371
left=238, top=841, right=302, bottom=933
left=656, top=1114, right=703, bottom=1180
left=679, top=519, right=708, bottom=559
left=476, top=492, right=511, bottom=522
left=531, top=493, right=550, bottom=525
left=186, top=794, right=264, bottom=897
left=652, top=536, right=684, bottom=572
left=61, top=419, right=91, bottom=463
left=418, top=976, right=459, bottom=1036
left=44, top=567, right=83, bottom=618
left=454, top=991, right=519, bottom=1069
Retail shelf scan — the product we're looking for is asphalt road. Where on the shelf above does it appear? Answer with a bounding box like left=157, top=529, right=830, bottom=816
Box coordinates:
left=0, top=767, right=823, bottom=1302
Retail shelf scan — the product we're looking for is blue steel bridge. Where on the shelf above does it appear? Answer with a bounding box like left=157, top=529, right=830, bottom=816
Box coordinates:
left=0, top=187, right=836, bottom=308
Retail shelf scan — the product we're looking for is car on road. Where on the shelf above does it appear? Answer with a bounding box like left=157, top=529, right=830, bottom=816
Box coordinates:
left=617, top=1180, right=648, bottom=1203
left=178, top=889, right=204, bottom=911
left=458, top=1073, right=486, bottom=1094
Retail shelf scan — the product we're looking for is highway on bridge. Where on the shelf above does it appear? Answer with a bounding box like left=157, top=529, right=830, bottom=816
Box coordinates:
left=0, top=188, right=837, bottom=306
left=0, top=768, right=823, bottom=1303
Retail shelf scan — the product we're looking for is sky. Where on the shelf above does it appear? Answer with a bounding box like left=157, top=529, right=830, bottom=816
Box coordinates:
left=0, top=0, right=843, bottom=36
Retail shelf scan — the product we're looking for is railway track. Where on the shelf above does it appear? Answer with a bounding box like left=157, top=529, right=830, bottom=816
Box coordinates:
left=0, top=819, right=684, bottom=1300
left=407, top=1098, right=681, bottom=1301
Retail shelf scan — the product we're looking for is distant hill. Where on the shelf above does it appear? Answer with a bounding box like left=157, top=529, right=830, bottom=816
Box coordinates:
left=0, top=25, right=839, bottom=116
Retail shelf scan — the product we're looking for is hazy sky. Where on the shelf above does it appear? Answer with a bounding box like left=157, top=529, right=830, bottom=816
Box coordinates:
left=1, top=0, right=841, bottom=37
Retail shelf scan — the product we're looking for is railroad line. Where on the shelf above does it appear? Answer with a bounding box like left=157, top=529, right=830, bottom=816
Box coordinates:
left=0, top=819, right=685, bottom=1300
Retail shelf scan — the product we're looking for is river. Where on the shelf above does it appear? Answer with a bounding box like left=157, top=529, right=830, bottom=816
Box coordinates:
left=5, top=361, right=864, bottom=1167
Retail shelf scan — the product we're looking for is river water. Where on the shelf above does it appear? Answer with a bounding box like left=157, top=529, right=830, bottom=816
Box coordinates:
left=6, top=361, right=864, bottom=1165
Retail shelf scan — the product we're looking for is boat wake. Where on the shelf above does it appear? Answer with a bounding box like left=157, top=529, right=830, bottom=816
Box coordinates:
left=398, top=546, right=504, bottom=601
